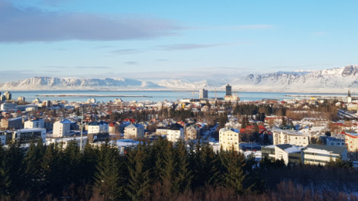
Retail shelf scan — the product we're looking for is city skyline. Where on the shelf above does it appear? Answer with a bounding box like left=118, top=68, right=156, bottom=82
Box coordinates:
left=1, top=0, right=358, bottom=81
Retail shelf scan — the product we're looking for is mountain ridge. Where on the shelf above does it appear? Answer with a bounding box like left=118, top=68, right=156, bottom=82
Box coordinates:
left=1, top=65, right=358, bottom=93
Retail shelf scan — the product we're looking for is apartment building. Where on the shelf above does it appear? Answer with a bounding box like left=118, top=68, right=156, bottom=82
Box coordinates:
left=219, top=127, right=240, bottom=151
left=273, top=128, right=310, bottom=146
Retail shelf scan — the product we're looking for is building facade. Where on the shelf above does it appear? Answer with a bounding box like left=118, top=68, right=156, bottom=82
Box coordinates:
left=273, top=129, right=310, bottom=146
left=345, top=132, right=358, bottom=152
left=262, top=144, right=303, bottom=165
left=225, top=84, right=232, bottom=96
left=88, top=122, right=109, bottom=134
left=303, top=144, right=348, bottom=166
left=1, top=117, right=23, bottom=130
left=53, top=119, right=71, bottom=137
left=219, top=128, right=240, bottom=151
left=199, top=88, right=208, bottom=99
left=24, top=119, right=45, bottom=129
left=13, top=128, right=46, bottom=143
left=156, top=128, right=184, bottom=143
left=124, top=124, right=145, bottom=139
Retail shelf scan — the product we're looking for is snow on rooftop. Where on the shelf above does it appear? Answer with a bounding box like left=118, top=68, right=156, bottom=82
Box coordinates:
left=284, top=146, right=303, bottom=154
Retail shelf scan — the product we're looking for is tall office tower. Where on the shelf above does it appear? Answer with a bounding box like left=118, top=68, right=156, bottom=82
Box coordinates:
left=199, top=88, right=208, bottom=99
left=225, top=84, right=232, bottom=96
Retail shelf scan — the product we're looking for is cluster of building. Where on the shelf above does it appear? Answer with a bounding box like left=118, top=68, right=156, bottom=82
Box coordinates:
left=2, top=88, right=358, bottom=166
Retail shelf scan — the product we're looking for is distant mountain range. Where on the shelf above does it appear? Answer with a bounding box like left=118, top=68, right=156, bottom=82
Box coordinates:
left=1, top=65, right=358, bottom=93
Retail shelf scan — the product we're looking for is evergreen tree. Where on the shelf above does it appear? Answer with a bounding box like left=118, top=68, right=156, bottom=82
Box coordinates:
left=24, top=140, right=46, bottom=197
left=80, top=143, right=98, bottom=185
left=4, top=142, right=25, bottom=197
left=173, top=140, right=192, bottom=193
left=40, top=143, right=62, bottom=196
left=190, top=144, right=222, bottom=188
left=62, top=141, right=81, bottom=186
left=0, top=144, right=11, bottom=199
left=126, top=145, right=150, bottom=201
left=220, top=150, right=246, bottom=194
left=94, top=143, right=122, bottom=201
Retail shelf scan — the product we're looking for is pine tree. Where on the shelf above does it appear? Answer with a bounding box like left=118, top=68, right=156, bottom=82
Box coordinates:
left=0, top=144, right=11, bottom=199
left=63, top=141, right=81, bottom=186
left=160, top=141, right=175, bottom=198
left=190, top=143, right=222, bottom=188
left=94, top=143, right=122, bottom=201
left=173, top=140, right=192, bottom=194
left=4, top=142, right=25, bottom=197
left=126, top=145, right=150, bottom=201
left=80, top=143, right=98, bottom=185
left=220, top=150, right=246, bottom=194
left=40, top=143, right=61, bottom=196
left=24, top=140, right=46, bottom=197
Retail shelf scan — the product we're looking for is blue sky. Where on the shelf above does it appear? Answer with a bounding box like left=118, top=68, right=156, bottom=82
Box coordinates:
left=1, top=0, right=358, bottom=81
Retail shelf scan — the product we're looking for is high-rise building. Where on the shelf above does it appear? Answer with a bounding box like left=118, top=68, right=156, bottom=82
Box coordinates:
left=225, top=84, right=232, bottom=96
left=4, top=91, right=11, bottom=100
left=199, top=88, right=208, bottom=99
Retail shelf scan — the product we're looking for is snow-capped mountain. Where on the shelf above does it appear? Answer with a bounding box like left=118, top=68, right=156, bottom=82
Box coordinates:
left=230, top=65, right=358, bottom=92
left=0, top=77, right=162, bottom=90
left=1, top=65, right=358, bottom=92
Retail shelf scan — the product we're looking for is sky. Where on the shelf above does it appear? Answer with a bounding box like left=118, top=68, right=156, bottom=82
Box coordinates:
left=1, top=0, right=358, bottom=81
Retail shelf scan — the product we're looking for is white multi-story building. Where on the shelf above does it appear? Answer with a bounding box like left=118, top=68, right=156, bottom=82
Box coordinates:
left=303, top=144, right=348, bottom=166
left=262, top=144, right=303, bottom=165
left=53, top=119, right=71, bottom=137
left=24, top=119, right=45, bottom=129
left=219, top=128, right=240, bottom=151
left=273, top=128, right=310, bottom=146
left=13, top=128, right=46, bottom=143
left=156, top=128, right=184, bottom=143
left=124, top=124, right=145, bottom=139
left=88, top=122, right=109, bottom=134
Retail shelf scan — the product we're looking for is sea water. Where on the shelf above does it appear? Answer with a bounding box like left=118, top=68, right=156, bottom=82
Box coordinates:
left=9, top=90, right=347, bottom=103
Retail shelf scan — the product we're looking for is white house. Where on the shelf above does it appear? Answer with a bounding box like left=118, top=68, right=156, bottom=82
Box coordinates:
left=124, top=124, right=145, bottom=139
left=24, top=119, right=45, bottom=129
left=53, top=119, right=71, bottom=137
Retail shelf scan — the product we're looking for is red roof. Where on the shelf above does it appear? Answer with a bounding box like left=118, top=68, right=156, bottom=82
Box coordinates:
left=240, top=125, right=267, bottom=134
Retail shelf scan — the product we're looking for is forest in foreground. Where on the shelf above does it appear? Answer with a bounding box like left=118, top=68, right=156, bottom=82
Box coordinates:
left=0, top=138, right=358, bottom=201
